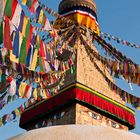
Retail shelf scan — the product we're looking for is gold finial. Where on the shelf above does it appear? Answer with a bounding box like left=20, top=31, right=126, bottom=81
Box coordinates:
left=58, top=0, right=97, bottom=14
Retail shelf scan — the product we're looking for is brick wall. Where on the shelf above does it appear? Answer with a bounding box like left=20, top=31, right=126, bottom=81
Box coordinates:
left=62, top=41, right=125, bottom=104
left=76, top=42, right=125, bottom=104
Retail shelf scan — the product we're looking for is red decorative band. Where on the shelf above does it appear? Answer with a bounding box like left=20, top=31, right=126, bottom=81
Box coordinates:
left=20, top=83, right=135, bottom=129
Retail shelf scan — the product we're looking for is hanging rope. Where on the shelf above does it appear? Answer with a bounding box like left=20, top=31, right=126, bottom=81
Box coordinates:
left=100, top=31, right=140, bottom=49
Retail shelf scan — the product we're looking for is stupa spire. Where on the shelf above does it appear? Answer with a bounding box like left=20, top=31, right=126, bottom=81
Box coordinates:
left=54, top=0, right=99, bottom=34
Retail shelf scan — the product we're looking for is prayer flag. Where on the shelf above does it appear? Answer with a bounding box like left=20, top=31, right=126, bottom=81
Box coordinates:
left=1, top=71, right=6, bottom=90
left=44, top=60, right=51, bottom=73
left=30, top=48, right=38, bottom=71
left=0, top=118, right=2, bottom=127
left=0, top=22, right=3, bottom=44
left=44, top=18, right=51, bottom=31
left=28, top=0, right=39, bottom=14
left=18, top=11, right=25, bottom=32
left=40, top=90, right=47, bottom=99
left=39, top=40, right=46, bottom=58
left=36, top=6, right=41, bottom=22
left=21, top=16, right=30, bottom=37
left=38, top=9, right=45, bottom=25
left=4, top=0, right=18, bottom=19
left=0, top=0, right=4, bottom=22
left=11, top=111, right=16, bottom=120
left=18, top=82, right=27, bottom=98
left=11, top=4, right=22, bottom=28
left=13, top=29, right=19, bottom=58
left=26, top=25, right=33, bottom=53
left=33, top=88, right=37, bottom=100
left=19, top=37, right=27, bottom=64
left=23, top=84, right=30, bottom=98
left=21, top=0, right=28, bottom=5
left=26, top=45, right=33, bottom=67
left=8, top=79, right=16, bottom=96
left=39, top=57, right=44, bottom=73
left=14, top=108, right=20, bottom=117
left=26, top=86, right=32, bottom=98
left=4, top=16, right=13, bottom=49
left=10, top=49, right=19, bottom=63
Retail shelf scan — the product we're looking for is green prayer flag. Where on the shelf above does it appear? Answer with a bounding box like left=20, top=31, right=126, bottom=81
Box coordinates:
left=25, top=20, right=30, bottom=38
left=71, top=65, right=75, bottom=74
left=42, top=12, right=46, bottom=25
left=0, top=22, right=3, bottom=44
left=39, top=57, right=44, bottom=72
left=17, top=107, right=23, bottom=114
left=0, top=0, right=3, bottom=22
left=36, top=42, right=40, bottom=49
left=19, top=37, right=27, bottom=64
left=1, top=73, right=6, bottom=88
left=26, top=0, right=34, bottom=8
left=4, top=0, right=12, bottom=17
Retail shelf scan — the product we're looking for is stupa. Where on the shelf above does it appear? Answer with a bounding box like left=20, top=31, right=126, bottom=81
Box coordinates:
left=19, top=0, right=135, bottom=132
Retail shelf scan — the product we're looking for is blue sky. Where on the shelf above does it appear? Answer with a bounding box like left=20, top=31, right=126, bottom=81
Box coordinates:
left=0, top=0, right=140, bottom=139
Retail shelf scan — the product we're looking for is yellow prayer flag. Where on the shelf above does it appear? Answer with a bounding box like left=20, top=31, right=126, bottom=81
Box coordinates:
left=33, top=88, right=37, bottom=100
left=36, top=34, right=40, bottom=42
left=22, top=16, right=29, bottom=37
left=10, top=50, right=19, bottom=63
left=136, top=106, right=140, bottom=110
left=21, top=0, right=28, bottom=5
left=14, top=108, right=20, bottom=117
left=18, top=82, right=27, bottom=98
left=41, top=89, right=47, bottom=99
left=30, top=49, right=38, bottom=71
left=127, top=95, right=131, bottom=104
left=0, top=118, right=2, bottom=127
left=38, top=9, right=44, bottom=24
left=4, top=0, right=6, bottom=8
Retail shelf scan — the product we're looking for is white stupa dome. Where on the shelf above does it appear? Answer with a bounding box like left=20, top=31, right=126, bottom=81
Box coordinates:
left=9, top=125, right=140, bottom=140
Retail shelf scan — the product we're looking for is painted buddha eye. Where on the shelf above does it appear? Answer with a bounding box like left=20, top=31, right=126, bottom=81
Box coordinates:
left=108, top=120, right=120, bottom=129
left=54, top=112, right=65, bottom=120
left=54, top=113, right=61, bottom=120
left=88, top=112, right=101, bottom=120
left=92, top=113, right=101, bottom=120
left=112, top=122, right=120, bottom=129
left=42, top=121, right=46, bottom=126
left=35, top=122, right=42, bottom=128
left=88, top=112, right=93, bottom=117
left=35, top=124, right=39, bottom=129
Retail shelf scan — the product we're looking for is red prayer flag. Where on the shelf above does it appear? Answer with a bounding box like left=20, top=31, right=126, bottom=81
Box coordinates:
left=39, top=40, right=46, bottom=58
left=4, top=16, right=13, bottom=50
